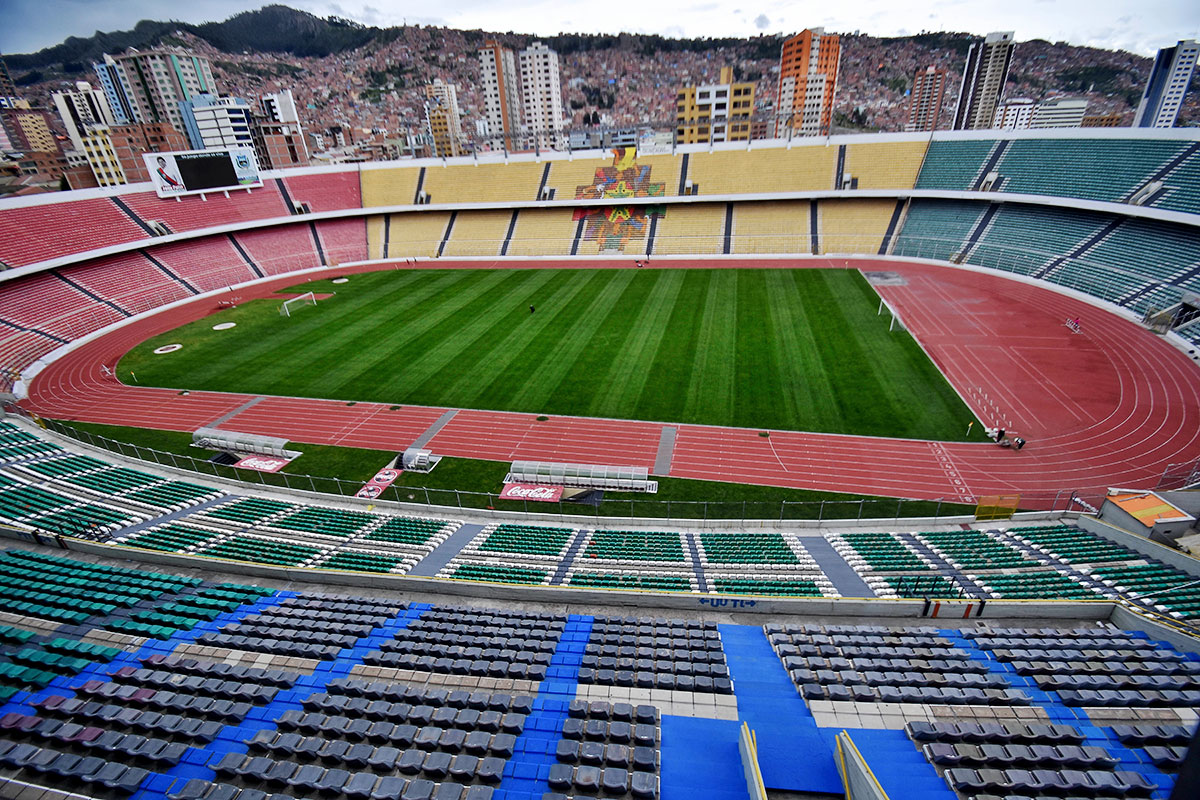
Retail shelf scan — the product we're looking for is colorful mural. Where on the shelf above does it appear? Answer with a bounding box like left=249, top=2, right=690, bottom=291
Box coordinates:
left=573, top=148, right=666, bottom=251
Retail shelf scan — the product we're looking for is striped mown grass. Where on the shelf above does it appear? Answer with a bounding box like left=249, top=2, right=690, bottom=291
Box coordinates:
left=120, top=267, right=980, bottom=439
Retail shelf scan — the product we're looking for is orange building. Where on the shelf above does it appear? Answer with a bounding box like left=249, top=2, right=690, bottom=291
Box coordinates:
left=777, top=28, right=840, bottom=137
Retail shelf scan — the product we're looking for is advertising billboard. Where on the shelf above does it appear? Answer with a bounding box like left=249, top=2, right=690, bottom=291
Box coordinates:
left=144, top=147, right=262, bottom=198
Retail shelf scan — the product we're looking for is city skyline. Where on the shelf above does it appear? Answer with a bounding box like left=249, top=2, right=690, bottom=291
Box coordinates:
left=1, top=0, right=1198, bottom=58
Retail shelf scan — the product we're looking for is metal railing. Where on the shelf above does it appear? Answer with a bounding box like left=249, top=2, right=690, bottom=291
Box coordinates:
left=1, top=410, right=1045, bottom=522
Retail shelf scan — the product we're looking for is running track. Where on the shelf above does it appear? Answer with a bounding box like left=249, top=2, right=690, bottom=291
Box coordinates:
left=24, top=258, right=1200, bottom=509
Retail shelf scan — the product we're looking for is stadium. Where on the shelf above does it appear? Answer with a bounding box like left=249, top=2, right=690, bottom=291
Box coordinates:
left=1, top=128, right=1200, bottom=800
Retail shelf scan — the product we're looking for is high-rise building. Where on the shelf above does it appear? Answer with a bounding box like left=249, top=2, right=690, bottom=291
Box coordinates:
left=0, top=108, right=59, bottom=155
left=953, top=31, right=1016, bottom=130
left=179, top=94, right=254, bottom=151
left=777, top=28, right=841, bottom=137
left=519, top=42, right=565, bottom=150
left=0, top=54, right=17, bottom=100
left=424, top=80, right=463, bottom=158
left=478, top=41, right=523, bottom=150
left=52, top=81, right=116, bottom=151
left=905, top=66, right=948, bottom=132
left=260, top=89, right=301, bottom=125
left=676, top=66, right=756, bottom=144
left=1133, top=40, right=1199, bottom=128
left=92, top=50, right=218, bottom=134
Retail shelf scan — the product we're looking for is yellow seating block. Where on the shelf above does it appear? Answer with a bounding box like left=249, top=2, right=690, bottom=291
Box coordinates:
left=442, top=210, right=513, bottom=257
left=731, top=201, right=811, bottom=254
left=506, top=208, right=576, bottom=256
left=687, top=146, right=837, bottom=195
left=366, top=215, right=386, bottom=260
left=361, top=167, right=420, bottom=208
left=843, top=140, right=929, bottom=189
left=422, top=161, right=544, bottom=204
left=818, top=199, right=896, bottom=255
left=385, top=211, right=451, bottom=259
left=653, top=204, right=725, bottom=255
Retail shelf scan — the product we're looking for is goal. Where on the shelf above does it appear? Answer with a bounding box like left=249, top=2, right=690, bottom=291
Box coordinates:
left=280, top=291, right=317, bottom=317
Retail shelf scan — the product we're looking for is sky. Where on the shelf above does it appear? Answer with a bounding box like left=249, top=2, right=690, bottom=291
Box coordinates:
left=1, top=0, right=1198, bottom=57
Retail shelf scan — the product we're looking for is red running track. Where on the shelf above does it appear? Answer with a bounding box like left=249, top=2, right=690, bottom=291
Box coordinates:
left=24, top=258, right=1200, bottom=509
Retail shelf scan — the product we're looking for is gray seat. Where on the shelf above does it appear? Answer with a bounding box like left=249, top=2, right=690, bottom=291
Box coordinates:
left=555, top=740, right=578, bottom=763
left=548, top=763, right=573, bottom=791
left=477, top=756, right=505, bottom=784
left=602, top=768, right=629, bottom=793
left=422, top=751, right=452, bottom=779
left=573, top=765, right=601, bottom=792
left=369, top=776, right=407, bottom=800
left=449, top=754, right=479, bottom=781
left=344, top=772, right=379, bottom=800
left=398, top=749, right=425, bottom=775
left=579, top=742, right=604, bottom=765
left=399, top=779, right=435, bottom=800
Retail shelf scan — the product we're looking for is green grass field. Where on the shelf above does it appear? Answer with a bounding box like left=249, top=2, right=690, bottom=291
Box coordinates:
left=121, top=267, right=982, bottom=439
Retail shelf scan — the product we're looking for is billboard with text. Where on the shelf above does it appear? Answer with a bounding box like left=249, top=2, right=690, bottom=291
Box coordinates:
left=144, top=147, right=262, bottom=198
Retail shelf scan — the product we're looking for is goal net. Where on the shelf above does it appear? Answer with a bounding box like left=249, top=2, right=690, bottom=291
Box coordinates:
left=280, top=291, right=317, bottom=317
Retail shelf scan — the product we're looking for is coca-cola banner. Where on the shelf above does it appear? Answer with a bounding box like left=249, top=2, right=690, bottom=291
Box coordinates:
left=356, top=467, right=402, bottom=499
left=499, top=483, right=564, bottom=502
left=233, top=455, right=293, bottom=473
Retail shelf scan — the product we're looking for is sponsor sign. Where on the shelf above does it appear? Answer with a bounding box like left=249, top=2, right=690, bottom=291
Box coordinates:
left=500, top=483, right=564, bottom=502
left=356, top=467, right=401, bottom=499
left=233, top=455, right=292, bottom=473
left=145, top=147, right=262, bottom=198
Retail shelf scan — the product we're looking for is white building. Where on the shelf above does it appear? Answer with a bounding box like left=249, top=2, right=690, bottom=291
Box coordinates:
left=51, top=81, right=115, bottom=151
left=993, top=98, right=1035, bottom=130
left=1134, top=40, right=1199, bottom=128
left=180, top=94, right=254, bottom=151
left=260, top=89, right=301, bottom=124
left=993, top=96, right=1087, bottom=130
left=1030, top=97, right=1088, bottom=129
left=519, top=42, right=565, bottom=150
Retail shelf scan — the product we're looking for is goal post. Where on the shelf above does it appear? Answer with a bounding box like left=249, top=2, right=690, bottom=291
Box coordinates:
left=280, top=291, right=317, bottom=317
left=876, top=296, right=907, bottom=332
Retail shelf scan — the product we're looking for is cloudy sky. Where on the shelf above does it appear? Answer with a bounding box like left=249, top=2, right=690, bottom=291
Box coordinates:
left=1, top=0, right=1197, bottom=57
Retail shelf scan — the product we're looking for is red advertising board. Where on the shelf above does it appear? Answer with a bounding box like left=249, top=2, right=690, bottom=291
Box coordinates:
left=356, top=467, right=402, bottom=499
left=499, top=483, right=564, bottom=502
left=232, top=454, right=293, bottom=473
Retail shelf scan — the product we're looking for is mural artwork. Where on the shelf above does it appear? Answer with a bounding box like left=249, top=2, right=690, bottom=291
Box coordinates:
left=573, top=148, right=666, bottom=251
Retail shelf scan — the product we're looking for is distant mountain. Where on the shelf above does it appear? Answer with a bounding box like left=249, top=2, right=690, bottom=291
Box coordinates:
left=5, top=5, right=378, bottom=73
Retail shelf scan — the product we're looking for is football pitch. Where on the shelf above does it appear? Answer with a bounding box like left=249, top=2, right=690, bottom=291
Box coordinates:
left=121, top=267, right=981, bottom=439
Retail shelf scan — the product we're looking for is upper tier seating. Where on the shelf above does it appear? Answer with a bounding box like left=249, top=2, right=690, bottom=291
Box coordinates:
left=421, top=162, right=545, bottom=205
left=913, top=140, right=998, bottom=190
left=0, top=198, right=146, bottom=268
left=687, top=147, right=836, bottom=194
left=842, top=140, right=929, bottom=189
left=993, top=138, right=1189, bottom=203
left=1153, top=149, right=1200, bottom=215
left=283, top=170, right=362, bottom=212
left=119, top=184, right=290, bottom=234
